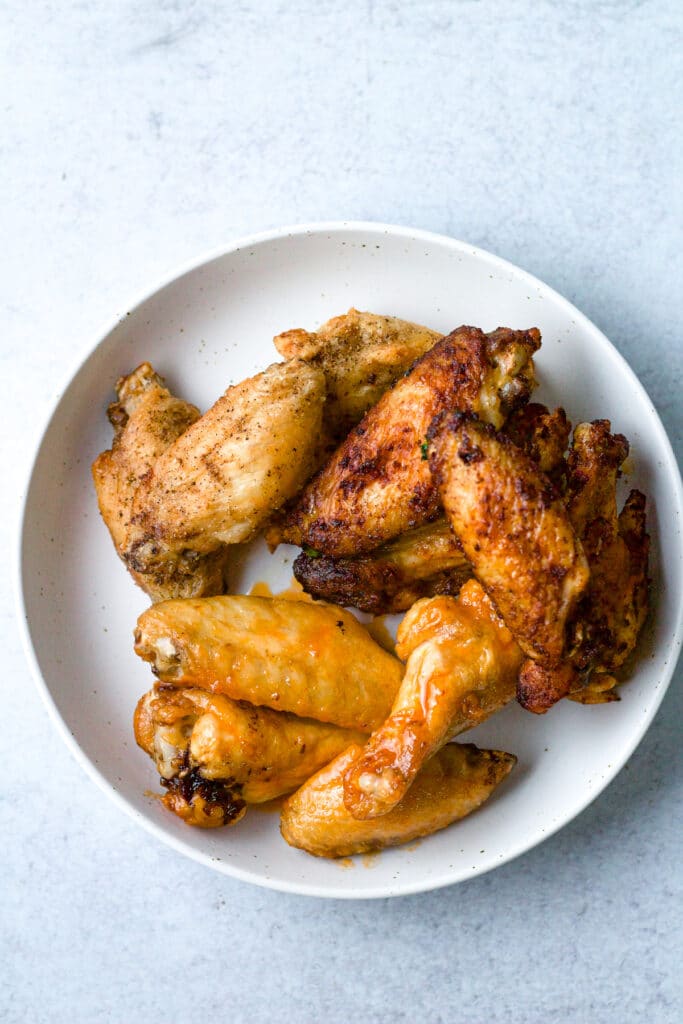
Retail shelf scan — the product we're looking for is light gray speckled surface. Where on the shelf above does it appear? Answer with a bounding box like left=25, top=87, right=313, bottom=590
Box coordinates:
left=2, top=2, right=682, bottom=1022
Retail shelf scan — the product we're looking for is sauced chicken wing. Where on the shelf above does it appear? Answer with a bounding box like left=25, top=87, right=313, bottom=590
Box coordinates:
left=342, top=581, right=523, bottom=819
left=430, top=412, right=589, bottom=667
left=274, top=308, right=441, bottom=441
left=280, top=742, right=516, bottom=858
left=92, top=363, right=228, bottom=601
left=518, top=421, right=649, bottom=711
left=293, top=519, right=470, bottom=614
left=134, top=686, right=366, bottom=827
left=121, top=359, right=326, bottom=588
left=134, top=595, right=404, bottom=731
left=279, top=326, right=540, bottom=557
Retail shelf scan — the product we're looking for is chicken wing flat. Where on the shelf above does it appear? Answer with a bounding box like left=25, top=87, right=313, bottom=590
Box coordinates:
left=274, top=308, right=441, bottom=440
left=121, top=359, right=326, bottom=588
left=280, top=742, right=516, bottom=858
left=293, top=519, right=470, bottom=614
left=279, top=326, right=540, bottom=557
left=430, top=412, right=589, bottom=666
left=92, top=363, right=228, bottom=601
left=134, top=686, right=366, bottom=827
left=134, top=595, right=404, bottom=731
left=518, top=421, right=649, bottom=711
left=342, top=580, right=523, bottom=819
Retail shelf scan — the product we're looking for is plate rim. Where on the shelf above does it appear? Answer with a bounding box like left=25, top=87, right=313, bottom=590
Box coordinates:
left=15, top=220, right=683, bottom=898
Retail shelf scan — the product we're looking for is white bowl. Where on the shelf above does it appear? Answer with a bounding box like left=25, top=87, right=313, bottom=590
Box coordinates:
left=17, top=222, right=683, bottom=898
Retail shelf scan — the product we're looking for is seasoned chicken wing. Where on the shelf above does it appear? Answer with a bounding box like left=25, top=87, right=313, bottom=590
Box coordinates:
left=342, top=580, right=523, bottom=819
left=274, top=308, right=441, bottom=440
left=134, top=595, right=404, bottom=731
left=280, top=742, right=516, bottom=858
left=293, top=519, right=470, bottom=614
left=134, top=686, right=366, bottom=827
left=430, top=412, right=589, bottom=667
left=121, top=359, right=326, bottom=587
left=92, top=363, right=228, bottom=600
left=292, top=403, right=570, bottom=614
left=518, top=421, right=649, bottom=711
left=280, top=326, right=540, bottom=557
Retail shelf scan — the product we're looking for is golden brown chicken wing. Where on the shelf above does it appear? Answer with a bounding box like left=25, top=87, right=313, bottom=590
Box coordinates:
left=274, top=308, right=441, bottom=440
left=292, top=519, right=470, bottom=614
left=430, top=412, right=589, bottom=667
left=122, top=359, right=326, bottom=585
left=279, top=326, right=540, bottom=557
left=92, top=363, right=228, bottom=600
left=280, top=742, right=516, bottom=858
left=134, top=595, right=404, bottom=731
left=134, top=686, right=366, bottom=827
left=341, top=580, right=523, bottom=819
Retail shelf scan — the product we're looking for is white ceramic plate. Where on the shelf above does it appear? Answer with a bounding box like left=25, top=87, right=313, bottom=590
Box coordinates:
left=18, top=222, right=683, bottom=898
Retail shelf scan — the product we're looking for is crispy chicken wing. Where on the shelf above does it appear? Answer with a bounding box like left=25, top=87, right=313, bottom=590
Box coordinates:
left=293, top=519, right=470, bottom=614
left=342, top=580, right=523, bottom=819
left=280, top=326, right=540, bottom=557
left=134, top=686, right=366, bottom=827
left=121, top=359, right=326, bottom=586
left=274, top=308, right=441, bottom=440
left=518, top=421, right=649, bottom=711
left=92, top=363, right=228, bottom=600
left=280, top=742, right=516, bottom=858
left=134, top=595, right=404, bottom=731
left=430, top=412, right=589, bottom=667
left=292, top=403, right=570, bottom=614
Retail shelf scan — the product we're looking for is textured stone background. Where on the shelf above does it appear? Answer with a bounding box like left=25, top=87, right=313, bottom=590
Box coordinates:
left=2, top=2, right=681, bottom=1021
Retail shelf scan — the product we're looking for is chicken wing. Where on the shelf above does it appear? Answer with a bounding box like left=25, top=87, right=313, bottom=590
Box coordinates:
left=293, top=519, right=470, bottom=614
left=279, top=326, right=540, bottom=557
left=274, top=308, right=441, bottom=440
left=121, top=359, right=326, bottom=588
left=342, top=580, right=523, bottom=819
left=134, top=595, right=404, bottom=731
left=92, top=363, right=229, bottom=600
left=134, top=686, right=366, bottom=826
left=518, top=421, right=649, bottom=711
left=292, top=403, right=570, bottom=614
left=430, top=412, right=589, bottom=666
left=280, top=742, right=516, bottom=858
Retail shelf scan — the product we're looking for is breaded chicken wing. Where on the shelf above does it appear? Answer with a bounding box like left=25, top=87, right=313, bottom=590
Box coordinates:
left=280, top=326, right=540, bottom=557
left=134, top=595, right=404, bottom=731
left=280, top=742, right=516, bottom=858
left=293, top=519, right=470, bottom=614
left=342, top=580, right=523, bottom=819
left=134, top=686, right=366, bottom=827
left=92, top=363, right=228, bottom=600
left=430, top=412, right=589, bottom=666
left=274, top=308, right=441, bottom=440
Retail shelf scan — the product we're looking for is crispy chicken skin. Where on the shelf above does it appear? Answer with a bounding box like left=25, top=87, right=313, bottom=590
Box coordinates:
left=280, top=326, right=540, bottom=557
left=430, top=412, right=589, bottom=667
left=292, top=403, right=570, bottom=614
left=342, top=580, right=523, bottom=819
left=122, top=359, right=326, bottom=581
left=518, top=421, right=649, bottom=711
left=92, top=363, right=228, bottom=600
left=134, top=595, right=404, bottom=731
left=134, top=687, right=366, bottom=826
left=293, top=519, right=470, bottom=614
left=274, top=308, right=441, bottom=440
left=280, top=742, right=516, bottom=858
